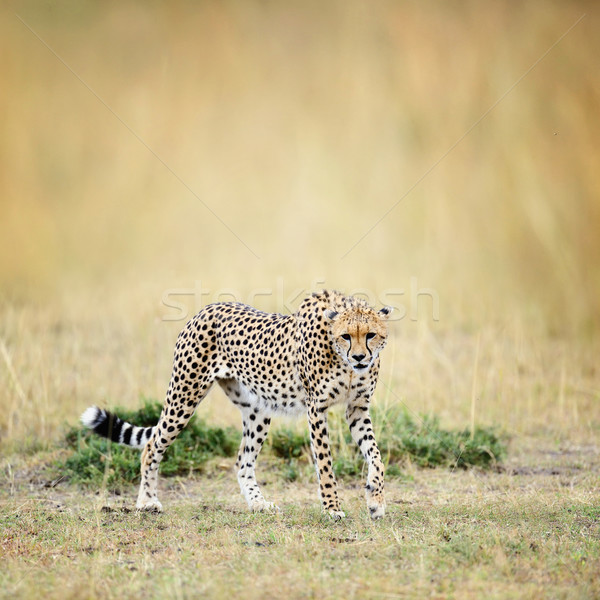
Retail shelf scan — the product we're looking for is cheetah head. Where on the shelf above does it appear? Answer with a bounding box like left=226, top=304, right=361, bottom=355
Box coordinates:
left=324, top=305, right=392, bottom=373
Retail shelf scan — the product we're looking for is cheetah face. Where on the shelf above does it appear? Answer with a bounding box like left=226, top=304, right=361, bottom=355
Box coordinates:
left=325, top=306, right=392, bottom=373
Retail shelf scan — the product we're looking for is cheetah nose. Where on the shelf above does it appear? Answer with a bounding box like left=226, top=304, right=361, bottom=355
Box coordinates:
left=352, top=354, right=366, bottom=362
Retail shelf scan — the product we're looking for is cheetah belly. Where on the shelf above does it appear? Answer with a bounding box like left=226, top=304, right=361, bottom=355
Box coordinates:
left=227, top=374, right=308, bottom=418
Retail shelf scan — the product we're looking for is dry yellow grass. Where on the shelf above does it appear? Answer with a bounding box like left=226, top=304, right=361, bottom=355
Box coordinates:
left=0, top=14, right=599, bottom=599
left=1, top=0, right=599, bottom=318
left=1, top=0, right=598, bottom=448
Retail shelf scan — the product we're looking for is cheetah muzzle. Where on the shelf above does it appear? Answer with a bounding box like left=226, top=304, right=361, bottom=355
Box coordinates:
left=81, top=290, right=392, bottom=520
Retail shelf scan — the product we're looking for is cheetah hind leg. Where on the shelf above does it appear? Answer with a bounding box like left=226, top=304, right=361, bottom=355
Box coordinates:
left=136, top=433, right=164, bottom=512
left=135, top=415, right=191, bottom=512
left=136, top=373, right=215, bottom=512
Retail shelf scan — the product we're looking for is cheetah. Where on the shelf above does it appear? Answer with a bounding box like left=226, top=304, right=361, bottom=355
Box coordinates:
left=81, top=290, right=392, bottom=519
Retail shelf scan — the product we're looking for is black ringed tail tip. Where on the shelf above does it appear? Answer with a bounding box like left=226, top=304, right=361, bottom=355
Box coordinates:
left=80, top=405, right=155, bottom=449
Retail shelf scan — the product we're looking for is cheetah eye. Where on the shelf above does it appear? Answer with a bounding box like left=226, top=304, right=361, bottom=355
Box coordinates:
left=366, top=332, right=376, bottom=340
left=341, top=334, right=351, bottom=342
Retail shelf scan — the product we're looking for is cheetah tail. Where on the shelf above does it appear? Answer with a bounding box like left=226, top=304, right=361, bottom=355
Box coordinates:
left=80, top=406, right=155, bottom=449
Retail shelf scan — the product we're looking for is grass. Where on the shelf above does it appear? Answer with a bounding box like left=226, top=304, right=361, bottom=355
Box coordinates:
left=1, top=0, right=599, bottom=448
left=1, top=1, right=599, bottom=335
left=59, top=401, right=506, bottom=490
left=1, top=443, right=599, bottom=600
left=0, top=1, right=599, bottom=598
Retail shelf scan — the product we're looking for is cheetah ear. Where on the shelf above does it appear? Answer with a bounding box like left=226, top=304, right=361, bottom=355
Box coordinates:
left=378, top=306, right=393, bottom=320
left=323, top=309, right=339, bottom=322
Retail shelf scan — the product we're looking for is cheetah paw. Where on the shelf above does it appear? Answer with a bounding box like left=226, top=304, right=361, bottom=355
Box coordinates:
left=368, top=504, right=385, bottom=519
left=136, top=498, right=163, bottom=513
left=327, top=509, right=346, bottom=521
left=250, top=500, right=280, bottom=513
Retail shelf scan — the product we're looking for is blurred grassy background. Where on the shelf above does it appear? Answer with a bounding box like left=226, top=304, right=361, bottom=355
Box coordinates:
left=0, top=0, right=599, bottom=448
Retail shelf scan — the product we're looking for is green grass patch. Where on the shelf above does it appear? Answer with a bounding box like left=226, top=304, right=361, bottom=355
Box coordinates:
left=270, top=406, right=506, bottom=479
left=60, top=401, right=506, bottom=490
left=376, top=408, right=506, bottom=469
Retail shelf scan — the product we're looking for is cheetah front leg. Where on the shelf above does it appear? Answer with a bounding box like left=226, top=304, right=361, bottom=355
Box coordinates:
left=237, top=409, right=277, bottom=512
left=307, top=404, right=344, bottom=520
left=346, top=402, right=386, bottom=519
